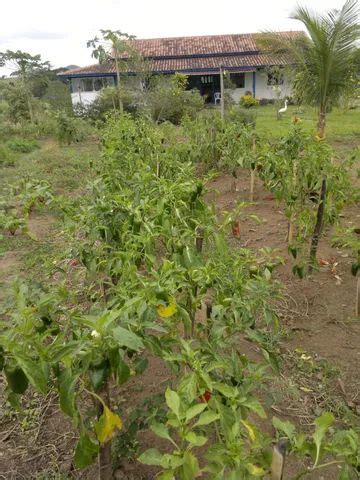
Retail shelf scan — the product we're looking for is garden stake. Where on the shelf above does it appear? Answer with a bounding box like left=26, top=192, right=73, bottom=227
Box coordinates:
left=309, top=178, right=327, bottom=272
left=271, top=438, right=288, bottom=480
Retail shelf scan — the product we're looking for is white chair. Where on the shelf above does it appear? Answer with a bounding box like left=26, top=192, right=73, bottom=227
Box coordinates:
left=214, top=92, right=221, bottom=105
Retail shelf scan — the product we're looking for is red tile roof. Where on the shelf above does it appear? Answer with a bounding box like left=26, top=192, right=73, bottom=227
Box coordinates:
left=59, top=31, right=301, bottom=77
left=125, top=31, right=301, bottom=58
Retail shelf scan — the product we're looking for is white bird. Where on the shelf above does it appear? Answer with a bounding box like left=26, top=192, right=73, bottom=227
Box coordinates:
left=277, top=99, right=288, bottom=119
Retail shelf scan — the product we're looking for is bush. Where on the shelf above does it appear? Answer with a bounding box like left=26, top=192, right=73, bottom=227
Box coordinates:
left=6, top=138, right=40, bottom=153
left=259, top=98, right=276, bottom=106
left=240, top=94, right=260, bottom=108
left=55, top=111, right=91, bottom=145
left=148, top=74, right=204, bottom=124
left=0, top=145, right=15, bottom=166
left=227, top=105, right=256, bottom=126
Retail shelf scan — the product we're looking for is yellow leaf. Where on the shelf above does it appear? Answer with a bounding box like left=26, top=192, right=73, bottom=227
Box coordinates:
left=246, top=463, right=266, bottom=476
left=95, top=406, right=122, bottom=444
left=156, top=298, right=177, bottom=318
left=241, top=420, right=256, bottom=442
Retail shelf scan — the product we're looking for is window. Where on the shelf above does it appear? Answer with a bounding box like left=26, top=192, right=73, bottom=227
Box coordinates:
left=82, top=78, right=94, bottom=92
left=267, top=71, right=284, bottom=86
left=201, top=75, right=213, bottom=84
left=93, top=78, right=103, bottom=91
left=230, top=73, right=245, bottom=88
left=104, top=77, right=115, bottom=87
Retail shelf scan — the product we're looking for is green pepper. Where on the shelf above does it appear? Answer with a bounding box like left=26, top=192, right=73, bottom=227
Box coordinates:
left=4, top=363, right=29, bottom=394
left=351, top=262, right=359, bottom=277
left=288, top=245, right=298, bottom=259
left=88, top=358, right=109, bottom=392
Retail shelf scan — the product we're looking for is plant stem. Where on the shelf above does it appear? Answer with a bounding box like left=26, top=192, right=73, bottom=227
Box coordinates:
left=309, top=178, right=327, bottom=272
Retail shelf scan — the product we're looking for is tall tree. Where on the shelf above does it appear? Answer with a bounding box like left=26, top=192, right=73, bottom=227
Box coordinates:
left=0, top=50, right=50, bottom=123
left=87, top=30, right=137, bottom=114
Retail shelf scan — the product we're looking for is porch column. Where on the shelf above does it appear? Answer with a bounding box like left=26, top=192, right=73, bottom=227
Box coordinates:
left=252, top=71, right=256, bottom=97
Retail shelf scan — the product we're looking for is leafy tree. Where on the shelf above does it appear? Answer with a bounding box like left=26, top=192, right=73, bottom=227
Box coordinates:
left=0, top=50, right=50, bottom=123
left=87, top=30, right=138, bottom=113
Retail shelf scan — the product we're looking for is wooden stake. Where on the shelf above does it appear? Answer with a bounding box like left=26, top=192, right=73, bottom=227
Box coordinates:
left=250, top=169, right=255, bottom=202
left=356, top=277, right=360, bottom=317
left=250, top=137, right=256, bottom=201
left=271, top=439, right=288, bottom=480
left=220, top=65, right=225, bottom=120
left=287, top=217, right=294, bottom=244
left=309, top=178, right=327, bottom=272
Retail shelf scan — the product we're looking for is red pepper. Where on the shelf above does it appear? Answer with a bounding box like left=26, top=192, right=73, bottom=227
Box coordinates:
left=199, top=391, right=211, bottom=403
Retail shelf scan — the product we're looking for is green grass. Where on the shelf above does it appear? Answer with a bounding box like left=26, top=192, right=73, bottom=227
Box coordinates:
left=254, top=104, right=360, bottom=155
left=0, top=138, right=100, bottom=296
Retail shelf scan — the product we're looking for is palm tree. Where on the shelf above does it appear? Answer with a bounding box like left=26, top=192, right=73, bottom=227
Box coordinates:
left=293, top=0, right=359, bottom=137
left=259, top=1, right=359, bottom=270
left=260, top=0, right=360, bottom=138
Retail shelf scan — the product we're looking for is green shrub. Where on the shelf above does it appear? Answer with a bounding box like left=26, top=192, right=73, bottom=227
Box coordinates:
left=0, top=145, right=15, bottom=166
left=227, top=105, right=256, bottom=126
left=6, top=138, right=40, bottom=153
left=55, top=111, right=91, bottom=145
left=240, top=94, right=260, bottom=108
left=148, top=74, right=204, bottom=124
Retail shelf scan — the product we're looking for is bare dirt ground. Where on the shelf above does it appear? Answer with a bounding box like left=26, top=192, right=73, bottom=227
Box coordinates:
left=1, top=168, right=359, bottom=479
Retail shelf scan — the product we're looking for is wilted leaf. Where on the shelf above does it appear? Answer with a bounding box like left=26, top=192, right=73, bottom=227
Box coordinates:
left=95, top=406, right=122, bottom=444
left=157, top=299, right=177, bottom=318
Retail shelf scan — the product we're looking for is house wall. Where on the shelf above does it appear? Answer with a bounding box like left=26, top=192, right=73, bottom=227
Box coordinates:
left=71, top=91, right=100, bottom=105
left=228, top=70, right=292, bottom=102
left=227, top=72, right=254, bottom=102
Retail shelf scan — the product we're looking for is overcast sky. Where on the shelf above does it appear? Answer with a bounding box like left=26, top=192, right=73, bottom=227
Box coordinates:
left=0, top=0, right=348, bottom=75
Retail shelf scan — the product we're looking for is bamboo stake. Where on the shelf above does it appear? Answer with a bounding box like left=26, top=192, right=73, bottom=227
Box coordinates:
left=250, top=137, right=256, bottom=202
left=271, top=439, right=288, bottom=480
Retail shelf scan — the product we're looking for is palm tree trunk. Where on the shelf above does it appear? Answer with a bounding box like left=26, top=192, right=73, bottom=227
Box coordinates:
left=309, top=178, right=327, bottom=272
left=317, top=109, right=326, bottom=138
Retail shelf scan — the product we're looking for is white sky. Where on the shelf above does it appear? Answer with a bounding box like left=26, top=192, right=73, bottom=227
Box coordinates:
left=0, top=0, right=348, bottom=75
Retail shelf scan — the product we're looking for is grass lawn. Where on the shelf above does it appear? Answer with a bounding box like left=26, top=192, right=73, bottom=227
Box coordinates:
left=255, top=104, right=360, bottom=153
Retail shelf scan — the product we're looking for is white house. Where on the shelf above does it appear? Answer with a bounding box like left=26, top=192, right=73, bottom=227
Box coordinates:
left=58, top=32, right=299, bottom=106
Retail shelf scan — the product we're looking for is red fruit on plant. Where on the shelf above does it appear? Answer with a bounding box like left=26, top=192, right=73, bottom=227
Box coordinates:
left=69, top=259, right=79, bottom=267
left=232, top=221, right=241, bottom=238
left=199, top=391, right=212, bottom=403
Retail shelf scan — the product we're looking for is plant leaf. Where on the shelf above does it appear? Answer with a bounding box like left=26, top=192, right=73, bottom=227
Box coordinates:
left=313, top=411, right=334, bottom=466
left=194, top=411, right=220, bottom=427
left=165, top=388, right=180, bottom=417
left=138, top=448, right=164, bottom=466
left=112, top=326, right=144, bottom=351
left=273, top=416, right=296, bottom=440
left=74, top=433, right=99, bottom=468
left=58, top=369, right=77, bottom=419
left=185, top=403, right=207, bottom=422
left=95, top=406, right=122, bottom=444
left=14, top=355, right=48, bottom=393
